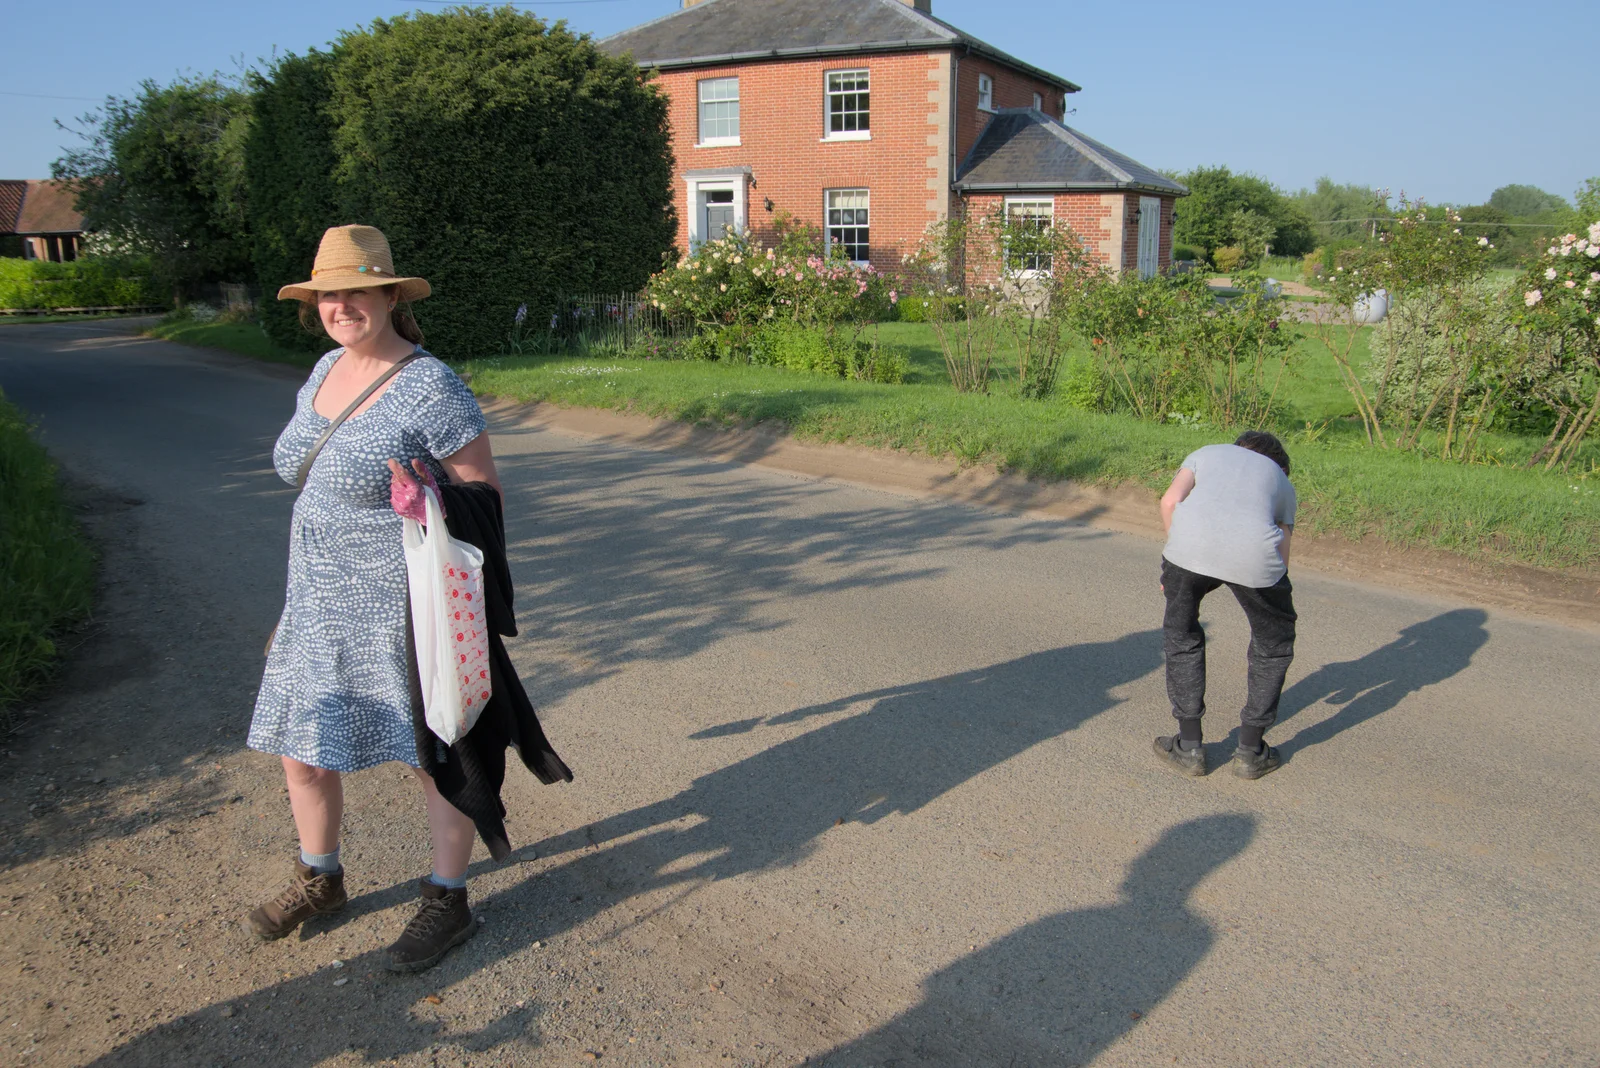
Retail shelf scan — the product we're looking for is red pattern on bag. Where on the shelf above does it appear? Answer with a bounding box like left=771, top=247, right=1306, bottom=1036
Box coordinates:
left=441, top=560, right=490, bottom=717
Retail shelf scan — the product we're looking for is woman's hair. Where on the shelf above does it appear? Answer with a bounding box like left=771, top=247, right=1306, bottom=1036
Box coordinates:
left=299, top=285, right=424, bottom=345
left=1234, top=430, right=1290, bottom=475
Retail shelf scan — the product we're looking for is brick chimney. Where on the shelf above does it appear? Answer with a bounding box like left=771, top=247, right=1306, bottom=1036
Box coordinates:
left=683, top=0, right=931, bottom=8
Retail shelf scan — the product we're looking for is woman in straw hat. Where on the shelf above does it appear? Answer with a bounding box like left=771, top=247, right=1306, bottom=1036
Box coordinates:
left=244, top=224, right=495, bottom=971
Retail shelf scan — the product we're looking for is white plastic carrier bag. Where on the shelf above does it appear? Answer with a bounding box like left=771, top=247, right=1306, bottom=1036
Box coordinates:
left=403, top=484, right=493, bottom=745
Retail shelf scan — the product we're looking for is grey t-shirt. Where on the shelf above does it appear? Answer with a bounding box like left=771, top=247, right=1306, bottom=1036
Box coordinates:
left=1162, top=443, right=1297, bottom=588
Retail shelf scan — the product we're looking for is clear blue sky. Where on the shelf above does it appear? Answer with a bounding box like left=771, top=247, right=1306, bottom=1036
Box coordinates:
left=4, top=0, right=1596, bottom=206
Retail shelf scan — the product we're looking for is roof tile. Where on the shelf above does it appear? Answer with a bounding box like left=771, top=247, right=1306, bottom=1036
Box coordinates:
left=15, top=180, right=85, bottom=235
left=600, top=0, right=1078, bottom=91
left=955, top=109, right=1187, bottom=196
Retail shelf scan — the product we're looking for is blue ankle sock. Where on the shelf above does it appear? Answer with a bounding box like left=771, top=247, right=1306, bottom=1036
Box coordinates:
left=429, top=871, right=467, bottom=890
left=300, top=846, right=340, bottom=875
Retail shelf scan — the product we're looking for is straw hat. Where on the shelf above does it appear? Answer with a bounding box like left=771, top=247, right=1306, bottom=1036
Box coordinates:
left=277, top=224, right=431, bottom=302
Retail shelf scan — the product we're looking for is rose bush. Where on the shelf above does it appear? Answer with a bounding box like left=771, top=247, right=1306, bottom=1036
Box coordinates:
left=1516, top=223, right=1600, bottom=468
left=643, top=226, right=895, bottom=345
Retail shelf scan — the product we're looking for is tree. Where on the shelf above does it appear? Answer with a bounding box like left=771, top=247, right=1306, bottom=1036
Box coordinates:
left=1488, top=183, right=1569, bottom=218
left=1289, top=177, right=1388, bottom=242
left=53, top=76, right=252, bottom=300
left=1172, top=166, right=1314, bottom=260
left=322, top=8, right=676, bottom=359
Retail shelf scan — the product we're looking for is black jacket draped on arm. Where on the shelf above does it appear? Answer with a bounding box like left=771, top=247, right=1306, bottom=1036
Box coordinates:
left=409, top=480, right=572, bottom=860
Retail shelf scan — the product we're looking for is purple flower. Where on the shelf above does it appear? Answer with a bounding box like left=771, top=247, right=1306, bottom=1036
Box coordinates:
left=515, top=303, right=528, bottom=325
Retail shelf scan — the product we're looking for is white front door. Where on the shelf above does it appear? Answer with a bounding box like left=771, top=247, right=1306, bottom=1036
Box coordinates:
left=1137, top=196, right=1161, bottom=279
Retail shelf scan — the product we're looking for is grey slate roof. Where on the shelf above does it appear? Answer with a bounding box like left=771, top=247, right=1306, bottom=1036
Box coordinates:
left=598, top=0, right=1080, bottom=92
left=955, top=109, right=1188, bottom=196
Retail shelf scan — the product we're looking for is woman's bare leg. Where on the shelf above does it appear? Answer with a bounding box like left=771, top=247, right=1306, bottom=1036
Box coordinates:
left=282, top=756, right=342, bottom=856
left=412, top=767, right=475, bottom=881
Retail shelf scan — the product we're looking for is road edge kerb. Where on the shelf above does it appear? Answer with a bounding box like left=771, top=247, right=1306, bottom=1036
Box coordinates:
left=482, top=396, right=1600, bottom=631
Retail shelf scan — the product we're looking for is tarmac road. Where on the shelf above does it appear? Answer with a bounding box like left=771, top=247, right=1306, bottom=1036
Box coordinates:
left=0, top=319, right=1596, bottom=1066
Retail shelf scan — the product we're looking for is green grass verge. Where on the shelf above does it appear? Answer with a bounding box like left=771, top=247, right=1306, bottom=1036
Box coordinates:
left=139, top=317, right=1600, bottom=573
left=0, top=312, right=158, bottom=327
left=143, top=318, right=320, bottom=368
left=0, top=389, right=97, bottom=731
left=463, top=348, right=1600, bottom=573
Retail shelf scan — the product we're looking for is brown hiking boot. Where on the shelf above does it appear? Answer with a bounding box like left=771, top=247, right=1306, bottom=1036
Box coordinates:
left=385, top=878, right=477, bottom=973
left=245, top=861, right=347, bottom=941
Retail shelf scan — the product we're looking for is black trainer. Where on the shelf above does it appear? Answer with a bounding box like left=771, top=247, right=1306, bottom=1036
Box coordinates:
left=1152, top=735, right=1206, bottom=777
left=1232, top=743, right=1282, bottom=780
left=386, top=877, right=477, bottom=973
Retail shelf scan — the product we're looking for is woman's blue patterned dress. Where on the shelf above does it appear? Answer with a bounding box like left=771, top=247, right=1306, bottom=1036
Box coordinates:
left=248, top=348, right=487, bottom=772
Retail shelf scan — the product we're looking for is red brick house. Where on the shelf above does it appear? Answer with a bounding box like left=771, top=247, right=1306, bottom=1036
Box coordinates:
left=0, top=180, right=86, bottom=262
left=600, top=0, right=1186, bottom=281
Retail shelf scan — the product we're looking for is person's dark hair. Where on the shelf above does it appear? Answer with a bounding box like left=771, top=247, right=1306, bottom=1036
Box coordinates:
left=298, top=285, right=424, bottom=346
left=1234, top=430, right=1290, bottom=475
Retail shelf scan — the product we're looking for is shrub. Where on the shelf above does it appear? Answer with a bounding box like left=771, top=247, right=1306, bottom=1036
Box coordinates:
left=1057, top=357, right=1106, bottom=412
left=746, top=321, right=907, bottom=383
left=244, top=9, right=676, bottom=360
left=0, top=257, right=160, bottom=310
left=1301, top=249, right=1325, bottom=282
left=1058, top=269, right=1294, bottom=427
left=1515, top=221, right=1600, bottom=468
left=1172, top=244, right=1203, bottom=264
left=1211, top=246, right=1244, bottom=273
left=645, top=229, right=894, bottom=334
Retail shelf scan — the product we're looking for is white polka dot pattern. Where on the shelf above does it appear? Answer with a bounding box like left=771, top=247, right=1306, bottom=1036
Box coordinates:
left=248, top=348, right=487, bottom=772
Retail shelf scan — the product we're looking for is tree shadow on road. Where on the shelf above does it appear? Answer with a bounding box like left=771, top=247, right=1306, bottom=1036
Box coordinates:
left=490, top=432, right=1098, bottom=710
left=3, top=424, right=1097, bottom=873
left=1271, top=608, right=1490, bottom=758
left=85, top=631, right=1164, bottom=1064
left=816, top=813, right=1255, bottom=1067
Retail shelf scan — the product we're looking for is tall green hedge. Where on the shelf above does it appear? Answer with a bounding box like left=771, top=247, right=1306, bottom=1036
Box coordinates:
left=0, top=257, right=160, bottom=311
left=245, top=49, right=343, bottom=350
left=245, top=9, right=676, bottom=360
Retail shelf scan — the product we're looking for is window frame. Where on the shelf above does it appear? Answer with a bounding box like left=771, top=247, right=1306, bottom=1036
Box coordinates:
left=977, top=73, right=995, bottom=112
left=1032, top=91, right=1044, bottom=111
left=696, top=76, right=741, bottom=147
left=823, top=68, right=871, bottom=142
left=1004, top=196, right=1056, bottom=276
left=824, top=188, right=871, bottom=266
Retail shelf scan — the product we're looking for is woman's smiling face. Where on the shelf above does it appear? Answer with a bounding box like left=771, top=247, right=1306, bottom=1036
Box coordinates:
left=317, top=287, right=395, bottom=349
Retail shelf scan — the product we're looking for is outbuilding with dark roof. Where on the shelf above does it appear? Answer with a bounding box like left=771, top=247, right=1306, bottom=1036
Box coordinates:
left=0, top=179, right=85, bottom=261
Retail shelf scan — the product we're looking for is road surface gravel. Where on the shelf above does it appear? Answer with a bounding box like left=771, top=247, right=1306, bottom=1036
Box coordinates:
left=0, top=320, right=1595, bottom=1067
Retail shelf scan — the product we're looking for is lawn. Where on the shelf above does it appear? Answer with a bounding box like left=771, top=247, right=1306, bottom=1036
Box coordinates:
left=144, top=317, right=319, bottom=368
left=145, top=317, right=1600, bottom=573
left=0, top=311, right=157, bottom=327
left=0, top=389, right=97, bottom=731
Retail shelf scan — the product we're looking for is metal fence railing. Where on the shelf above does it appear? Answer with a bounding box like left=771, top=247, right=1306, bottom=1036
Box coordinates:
left=549, top=291, right=689, bottom=351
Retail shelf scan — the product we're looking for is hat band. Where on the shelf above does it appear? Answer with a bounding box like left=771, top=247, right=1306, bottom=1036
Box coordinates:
left=311, top=263, right=393, bottom=278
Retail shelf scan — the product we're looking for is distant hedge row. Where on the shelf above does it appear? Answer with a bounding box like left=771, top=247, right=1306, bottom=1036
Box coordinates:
left=246, top=9, right=676, bottom=359
left=0, top=257, right=160, bottom=311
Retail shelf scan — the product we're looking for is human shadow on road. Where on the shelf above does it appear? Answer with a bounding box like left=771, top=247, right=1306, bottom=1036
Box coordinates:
left=539, top=629, right=1164, bottom=882
left=1272, top=608, right=1489, bottom=758
left=85, top=631, right=1162, bottom=1065
left=816, top=814, right=1255, bottom=1067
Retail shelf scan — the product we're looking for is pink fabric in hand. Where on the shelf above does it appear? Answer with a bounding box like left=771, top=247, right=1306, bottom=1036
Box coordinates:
left=391, top=462, right=445, bottom=527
